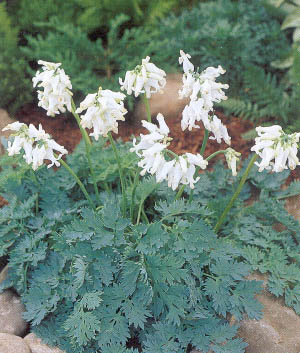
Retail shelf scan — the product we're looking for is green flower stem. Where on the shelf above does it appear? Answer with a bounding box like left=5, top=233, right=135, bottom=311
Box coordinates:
left=130, top=169, right=140, bottom=223
left=58, top=157, right=96, bottom=210
left=175, top=185, right=185, bottom=200
left=206, top=150, right=227, bottom=162
left=30, top=171, right=39, bottom=214
left=143, top=94, right=151, bottom=123
left=188, top=166, right=201, bottom=203
left=165, top=148, right=179, bottom=159
left=108, top=132, right=127, bottom=217
left=71, top=99, right=100, bottom=205
left=200, top=129, right=209, bottom=156
left=189, top=129, right=210, bottom=203
left=71, top=99, right=91, bottom=146
left=214, top=154, right=258, bottom=233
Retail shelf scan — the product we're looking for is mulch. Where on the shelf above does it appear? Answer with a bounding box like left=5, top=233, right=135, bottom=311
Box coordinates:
left=16, top=103, right=254, bottom=158
left=0, top=102, right=296, bottom=208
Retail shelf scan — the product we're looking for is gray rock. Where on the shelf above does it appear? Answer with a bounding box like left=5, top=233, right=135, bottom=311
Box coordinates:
left=134, top=73, right=189, bottom=124
left=232, top=272, right=300, bottom=353
left=0, top=109, right=15, bottom=154
left=285, top=194, right=300, bottom=223
left=0, top=289, right=28, bottom=336
left=0, top=333, right=31, bottom=353
left=0, top=264, right=8, bottom=284
left=24, top=333, right=65, bottom=353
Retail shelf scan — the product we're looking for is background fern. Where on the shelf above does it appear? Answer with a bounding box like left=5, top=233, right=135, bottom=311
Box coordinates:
left=219, top=63, right=300, bottom=131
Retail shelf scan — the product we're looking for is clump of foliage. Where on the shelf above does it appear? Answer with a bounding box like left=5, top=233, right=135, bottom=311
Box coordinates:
left=0, top=3, right=31, bottom=113
left=1, top=138, right=300, bottom=352
left=1, top=5, right=300, bottom=351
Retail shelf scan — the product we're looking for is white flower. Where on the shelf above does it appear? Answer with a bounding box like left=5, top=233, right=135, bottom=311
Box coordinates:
left=181, top=98, right=209, bottom=131
left=251, top=125, right=300, bottom=172
left=165, top=153, right=207, bottom=190
left=185, top=152, right=208, bottom=170
left=178, top=51, right=228, bottom=106
left=130, top=113, right=170, bottom=156
left=2, top=121, right=26, bottom=132
left=208, top=115, right=231, bottom=145
left=76, top=88, right=127, bottom=140
left=119, top=56, right=166, bottom=98
left=75, top=93, right=97, bottom=114
left=156, top=159, right=175, bottom=183
left=2, top=122, right=67, bottom=170
left=199, top=79, right=229, bottom=111
left=179, top=50, right=194, bottom=73
left=138, top=144, right=166, bottom=176
left=33, top=60, right=73, bottom=117
left=130, top=113, right=208, bottom=190
left=225, top=148, right=241, bottom=176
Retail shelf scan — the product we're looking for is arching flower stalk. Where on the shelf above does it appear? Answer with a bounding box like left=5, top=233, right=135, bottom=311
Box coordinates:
left=3, top=122, right=96, bottom=209
left=215, top=125, right=300, bottom=232
left=178, top=51, right=231, bottom=158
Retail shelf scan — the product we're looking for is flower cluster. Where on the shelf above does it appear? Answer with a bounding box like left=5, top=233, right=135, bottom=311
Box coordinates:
left=251, top=125, right=300, bottom=172
left=3, top=122, right=67, bottom=170
left=179, top=51, right=230, bottom=145
left=33, top=60, right=73, bottom=117
left=76, top=88, right=127, bottom=140
left=131, top=114, right=207, bottom=190
left=119, top=56, right=166, bottom=98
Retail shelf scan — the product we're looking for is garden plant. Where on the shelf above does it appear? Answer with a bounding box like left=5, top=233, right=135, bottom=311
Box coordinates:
left=1, top=51, right=300, bottom=353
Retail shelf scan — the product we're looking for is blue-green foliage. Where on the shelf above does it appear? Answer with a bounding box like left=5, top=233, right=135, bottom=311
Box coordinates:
left=0, top=139, right=299, bottom=352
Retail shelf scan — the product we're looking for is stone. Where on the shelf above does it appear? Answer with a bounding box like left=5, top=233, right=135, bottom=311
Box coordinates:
left=133, top=73, right=189, bottom=124
left=24, top=333, right=65, bottom=353
left=0, top=264, right=8, bottom=284
left=0, top=289, right=28, bottom=336
left=285, top=194, right=300, bottom=223
left=232, top=272, right=300, bottom=353
left=0, top=109, right=15, bottom=154
left=0, top=333, right=31, bottom=353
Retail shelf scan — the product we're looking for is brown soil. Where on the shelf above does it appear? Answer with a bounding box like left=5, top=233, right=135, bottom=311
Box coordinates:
left=16, top=103, right=253, bottom=158
left=14, top=103, right=300, bottom=181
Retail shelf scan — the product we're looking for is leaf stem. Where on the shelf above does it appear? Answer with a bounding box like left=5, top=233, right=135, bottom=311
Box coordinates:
left=142, top=94, right=151, bottom=123
left=214, top=154, right=258, bottom=233
left=108, top=132, right=127, bottom=217
left=71, top=99, right=91, bottom=146
left=58, top=157, right=96, bottom=209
